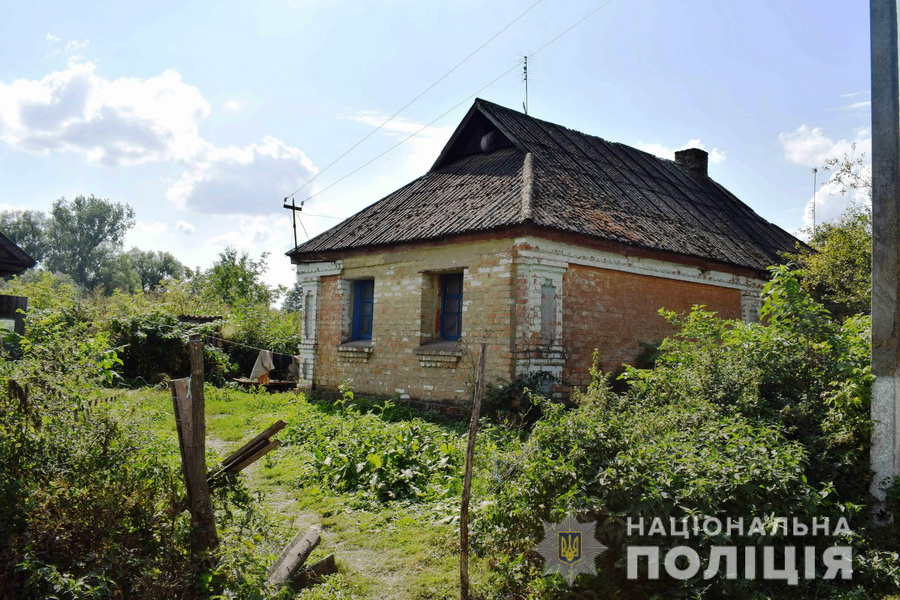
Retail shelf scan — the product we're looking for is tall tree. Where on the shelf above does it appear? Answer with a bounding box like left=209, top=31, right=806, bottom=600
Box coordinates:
left=0, top=210, right=47, bottom=261
left=127, top=248, right=188, bottom=292
left=788, top=151, right=873, bottom=319
left=206, top=247, right=274, bottom=306
left=43, top=195, right=135, bottom=290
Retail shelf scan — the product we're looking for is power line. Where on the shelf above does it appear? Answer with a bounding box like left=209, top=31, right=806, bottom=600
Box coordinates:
left=303, top=62, right=525, bottom=204
left=283, top=0, right=547, bottom=203
left=300, top=0, right=615, bottom=206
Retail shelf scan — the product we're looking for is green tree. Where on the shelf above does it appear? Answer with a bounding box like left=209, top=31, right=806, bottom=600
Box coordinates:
left=206, top=247, right=274, bottom=306
left=282, top=280, right=303, bottom=312
left=0, top=209, right=47, bottom=261
left=43, top=195, right=136, bottom=290
left=127, top=248, right=188, bottom=291
left=791, top=204, right=871, bottom=319
left=98, top=252, right=142, bottom=294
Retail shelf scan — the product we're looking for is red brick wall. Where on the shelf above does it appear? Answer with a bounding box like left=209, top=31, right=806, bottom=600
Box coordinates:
left=562, top=264, right=742, bottom=390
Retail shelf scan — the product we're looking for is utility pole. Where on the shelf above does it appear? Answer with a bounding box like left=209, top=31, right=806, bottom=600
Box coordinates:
left=869, top=0, right=900, bottom=515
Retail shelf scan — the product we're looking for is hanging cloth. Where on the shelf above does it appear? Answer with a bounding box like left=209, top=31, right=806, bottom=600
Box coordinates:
left=250, top=350, right=275, bottom=383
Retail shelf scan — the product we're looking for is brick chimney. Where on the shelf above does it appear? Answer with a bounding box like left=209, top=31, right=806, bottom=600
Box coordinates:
left=675, top=148, right=708, bottom=177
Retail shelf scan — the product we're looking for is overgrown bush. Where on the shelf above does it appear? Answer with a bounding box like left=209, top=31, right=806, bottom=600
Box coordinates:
left=0, top=297, right=284, bottom=599
left=282, top=391, right=464, bottom=504
left=473, top=267, right=894, bottom=598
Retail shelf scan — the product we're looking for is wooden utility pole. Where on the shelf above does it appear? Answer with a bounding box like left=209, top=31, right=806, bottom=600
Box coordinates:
left=870, top=0, right=900, bottom=510
left=170, top=334, right=218, bottom=553
left=460, top=343, right=487, bottom=600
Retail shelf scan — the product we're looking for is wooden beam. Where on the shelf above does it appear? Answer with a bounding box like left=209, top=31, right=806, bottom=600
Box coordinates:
left=460, top=342, right=486, bottom=600
left=185, top=334, right=218, bottom=552
left=221, top=420, right=286, bottom=467
left=290, top=554, right=337, bottom=589
left=268, top=526, right=322, bottom=585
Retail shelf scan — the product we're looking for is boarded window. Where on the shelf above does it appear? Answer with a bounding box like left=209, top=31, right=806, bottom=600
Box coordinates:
left=540, top=279, right=556, bottom=344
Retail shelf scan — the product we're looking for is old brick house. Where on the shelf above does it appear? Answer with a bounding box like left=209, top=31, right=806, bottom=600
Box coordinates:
left=287, top=99, right=799, bottom=402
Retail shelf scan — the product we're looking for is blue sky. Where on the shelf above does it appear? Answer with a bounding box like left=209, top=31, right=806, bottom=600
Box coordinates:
left=0, top=0, right=871, bottom=290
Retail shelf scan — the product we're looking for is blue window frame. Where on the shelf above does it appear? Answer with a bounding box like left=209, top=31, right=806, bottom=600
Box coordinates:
left=440, top=273, right=463, bottom=341
left=351, top=279, right=374, bottom=340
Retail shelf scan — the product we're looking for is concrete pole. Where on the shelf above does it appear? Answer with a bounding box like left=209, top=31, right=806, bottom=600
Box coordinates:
left=870, top=0, right=900, bottom=508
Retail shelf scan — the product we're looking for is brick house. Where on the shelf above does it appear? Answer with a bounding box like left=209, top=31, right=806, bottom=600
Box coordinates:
left=287, top=99, right=799, bottom=402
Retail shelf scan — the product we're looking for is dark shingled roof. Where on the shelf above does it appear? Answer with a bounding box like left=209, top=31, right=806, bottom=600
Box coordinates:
left=0, top=231, right=36, bottom=277
left=288, top=99, right=800, bottom=272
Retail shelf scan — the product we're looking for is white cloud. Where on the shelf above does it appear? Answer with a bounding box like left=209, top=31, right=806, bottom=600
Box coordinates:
left=135, top=220, right=167, bottom=235
left=0, top=62, right=319, bottom=216
left=222, top=99, right=245, bottom=113
left=64, top=39, right=90, bottom=53
left=205, top=215, right=292, bottom=250
left=167, top=136, right=317, bottom=215
left=779, top=125, right=873, bottom=229
left=0, top=62, right=209, bottom=166
left=777, top=125, right=871, bottom=167
left=46, top=33, right=61, bottom=43
left=841, top=101, right=871, bottom=111
left=634, top=138, right=727, bottom=165
left=175, top=220, right=195, bottom=234
left=344, top=111, right=454, bottom=173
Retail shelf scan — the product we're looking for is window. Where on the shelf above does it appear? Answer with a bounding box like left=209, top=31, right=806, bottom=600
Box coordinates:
left=540, top=278, right=557, bottom=344
left=440, top=273, right=463, bottom=340
left=351, top=279, right=374, bottom=340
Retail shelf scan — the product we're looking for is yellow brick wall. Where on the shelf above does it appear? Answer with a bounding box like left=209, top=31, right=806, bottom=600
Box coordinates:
left=312, top=238, right=518, bottom=403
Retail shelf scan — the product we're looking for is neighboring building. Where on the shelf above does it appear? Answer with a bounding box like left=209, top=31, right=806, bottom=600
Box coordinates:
left=287, top=99, right=800, bottom=402
left=0, top=231, right=36, bottom=278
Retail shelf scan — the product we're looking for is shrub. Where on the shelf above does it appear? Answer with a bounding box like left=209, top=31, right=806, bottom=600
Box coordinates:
left=281, top=394, right=464, bottom=504
left=0, top=295, right=282, bottom=599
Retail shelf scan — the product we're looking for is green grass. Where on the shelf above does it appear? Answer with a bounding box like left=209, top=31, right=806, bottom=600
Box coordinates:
left=115, top=385, right=492, bottom=599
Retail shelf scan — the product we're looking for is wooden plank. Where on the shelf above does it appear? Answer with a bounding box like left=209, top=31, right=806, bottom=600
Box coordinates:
left=169, top=377, right=194, bottom=509
left=228, top=440, right=281, bottom=473
left=267, top=526, right=321, bottom=585
left=221, top=420, right=286, bottom=466
left=290, top=554, right=337, bottom=590
left=460, top=342, right=486, bottom=600
left=186, top=334, right=218, bottom=553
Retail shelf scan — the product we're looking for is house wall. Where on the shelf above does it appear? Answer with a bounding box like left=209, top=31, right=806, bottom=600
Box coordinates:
left=560, top=263, right=742, bottom=391
left=297, top=234, right=765, bottom=403
left=303, top=238, right=518, bottom=403
left=509, top=236, right=762, bottom=396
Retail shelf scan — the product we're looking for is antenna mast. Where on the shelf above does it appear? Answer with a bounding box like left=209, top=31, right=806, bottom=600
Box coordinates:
left=523, top=56, right=529, bottom=115
left=811, top=167, right=818, bottom=235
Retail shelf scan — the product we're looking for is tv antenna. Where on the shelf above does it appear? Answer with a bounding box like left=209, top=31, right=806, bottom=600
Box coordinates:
left=811, top=167, right=818, bottom=235
left=522, top=55, right=529, bottom=114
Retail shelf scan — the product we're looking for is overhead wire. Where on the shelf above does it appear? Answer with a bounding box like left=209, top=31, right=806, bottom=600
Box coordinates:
left=283, top=0, right=547, bottom=203
left=299, top=0, right=617, bottom=207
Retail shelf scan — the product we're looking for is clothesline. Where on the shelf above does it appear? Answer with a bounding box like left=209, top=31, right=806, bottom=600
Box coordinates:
left=202, top=335, right=297, bottom=359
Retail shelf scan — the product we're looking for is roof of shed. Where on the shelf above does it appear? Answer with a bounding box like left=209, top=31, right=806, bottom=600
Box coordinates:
left=288, top=99, right=800, bottom=272
left=0, top=231, right=36, bottom=277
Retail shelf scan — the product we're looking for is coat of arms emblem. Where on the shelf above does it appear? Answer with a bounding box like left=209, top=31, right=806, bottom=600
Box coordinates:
left=535, top=514, right=607, bottom=585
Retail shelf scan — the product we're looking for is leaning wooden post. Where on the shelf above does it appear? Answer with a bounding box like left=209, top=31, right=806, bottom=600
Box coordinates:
left=460, top=342, right=486, bottom=600
left=870, top=0, right=900, bottom=514
left=183, top=333, right=219, bottom=552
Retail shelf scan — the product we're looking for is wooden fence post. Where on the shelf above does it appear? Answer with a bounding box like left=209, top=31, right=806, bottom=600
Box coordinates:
left=460, top=342, right=486, bottom=600
left=169, top=333, right=218, bottom=555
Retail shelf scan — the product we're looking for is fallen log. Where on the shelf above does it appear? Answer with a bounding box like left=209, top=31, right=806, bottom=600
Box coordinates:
left=290, top=554, right=337, bottom=590
left=267, top=526, right=321, bottom=585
